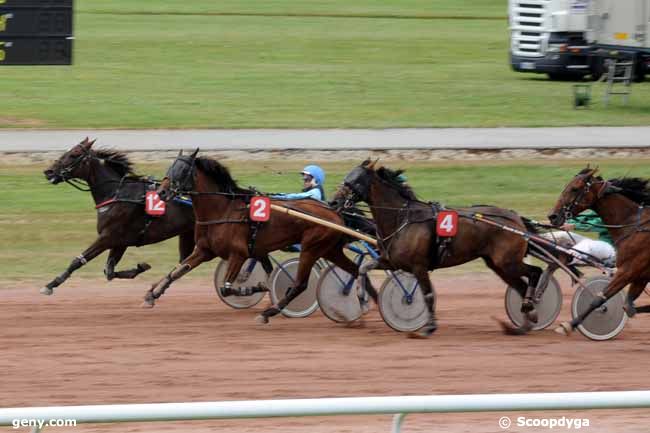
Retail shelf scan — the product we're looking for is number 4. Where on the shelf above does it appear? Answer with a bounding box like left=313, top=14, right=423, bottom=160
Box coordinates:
left=436, top=211, right=458, bottom=237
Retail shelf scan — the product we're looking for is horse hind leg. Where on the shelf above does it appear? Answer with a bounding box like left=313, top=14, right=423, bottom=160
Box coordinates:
left=142, top=248, right=212, bottom=308
left=520, top=263, right=543, bottom=324
left=485, top=258, right=536, bottom=335
left=257, top=251, right=321, bottom=324
left=408, top=265, right=437, bottom=338
left=105, top=247, right=151, bottom=280
left=623, top=280, right=648, bottom=317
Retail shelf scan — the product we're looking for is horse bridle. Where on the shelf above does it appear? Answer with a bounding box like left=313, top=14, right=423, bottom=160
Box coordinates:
left=336, top=166, right=372, bottom=210
left=560, top=176, right=609, bottom=221
left=54, top=146, right=135, bottom=192
left=164, top=156, right=196, bottom=198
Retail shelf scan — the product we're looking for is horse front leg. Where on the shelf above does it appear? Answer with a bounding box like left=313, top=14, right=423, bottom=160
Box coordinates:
left=142, top=247, right=212, bottom=308
left=178, top=230, right=195, bottom=262
left=104, top=246, right=151, bottom=280
left=555, top=271, right=631, bottom=336
left=356, top=254, right=390, bottom=304
left=41, top=237, right=109, bottom=295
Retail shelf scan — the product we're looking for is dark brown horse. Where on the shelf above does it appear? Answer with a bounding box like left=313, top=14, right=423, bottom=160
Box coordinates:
left=42, top=138, right=195, bottom=295
left=331, top=160, right=543, bottom=337
left=549, top=168, right=650, bottom=335
left=144, top=151, right=374, bottom=324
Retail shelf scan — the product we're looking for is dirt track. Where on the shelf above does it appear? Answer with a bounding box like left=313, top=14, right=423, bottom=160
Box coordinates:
left=2, top=272, right=650, bottom=432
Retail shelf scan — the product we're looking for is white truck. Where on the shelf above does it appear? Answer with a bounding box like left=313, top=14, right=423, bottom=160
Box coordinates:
left=587, top=0, right=650, bottom=80
left=509, top=0, right=591, bottom=79
left=509, top=0, right=650, bottom=80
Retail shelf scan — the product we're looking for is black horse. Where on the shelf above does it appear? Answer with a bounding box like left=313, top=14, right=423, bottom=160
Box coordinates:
left=332, top=160, right=543, bottom=337
left=42, top=138, right=196, bottom=295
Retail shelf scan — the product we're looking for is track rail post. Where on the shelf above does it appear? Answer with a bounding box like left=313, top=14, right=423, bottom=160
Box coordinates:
left=391, top=413, right=407, bottom=433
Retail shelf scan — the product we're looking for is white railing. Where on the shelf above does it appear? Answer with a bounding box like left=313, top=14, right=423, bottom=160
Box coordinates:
left=2, top=391, right=650, bottom=433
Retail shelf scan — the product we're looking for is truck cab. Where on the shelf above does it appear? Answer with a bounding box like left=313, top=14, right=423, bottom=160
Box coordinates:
left=509, top=0, right=591, bottom=79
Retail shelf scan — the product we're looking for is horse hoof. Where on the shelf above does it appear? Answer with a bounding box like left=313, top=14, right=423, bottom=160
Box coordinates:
left=40, top=287, right=53, bottom=296
left=255, top=314, right=269, bottom=325
left=141, top=294, right=155, bottom=308
left=526, top=310, right=539, bottom=324
left=410, top=323, right=437, bottom=338
left=138, top=263, right=152, bottom=272
left=624, top=304, right=637, bottom=318
left=554, top=322, right=572, bottom=336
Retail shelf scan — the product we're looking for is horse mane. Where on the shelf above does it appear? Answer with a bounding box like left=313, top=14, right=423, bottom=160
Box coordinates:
left=194, top=157, right=254, bottom=195
left=93, top=148, right=136, bottom=177
left=376, top=166, right=418, bottom=200
left=610, top=177, right=650, bottom=204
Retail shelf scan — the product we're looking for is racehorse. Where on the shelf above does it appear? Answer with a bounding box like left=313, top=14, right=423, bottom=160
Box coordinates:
left=143, top=150, right=375, bottom=324
left=42, top=138, right=195, bottom=294
left=548, top=167, right=650, bottom=335
left=331, top=159, right=543, bottom=337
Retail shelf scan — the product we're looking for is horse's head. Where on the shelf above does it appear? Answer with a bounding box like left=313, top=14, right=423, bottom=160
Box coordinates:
left=44, top=137, right=96, bottom=184
left=548, top=167, right=608, bottom=226
left=331, top=159, right=378, bottom=209
left=158, top=148, right=199, bottom=201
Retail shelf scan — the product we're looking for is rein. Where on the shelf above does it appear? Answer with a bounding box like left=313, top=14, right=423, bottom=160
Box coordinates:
left=471, top=213, right=612, bottom=273
left=65, top=178, right=92, bottom=192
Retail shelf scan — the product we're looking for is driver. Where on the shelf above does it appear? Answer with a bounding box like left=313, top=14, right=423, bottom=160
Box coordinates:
left=272, top=165, right=326, bottom=201
left=544, top=209, right=615, bottom=267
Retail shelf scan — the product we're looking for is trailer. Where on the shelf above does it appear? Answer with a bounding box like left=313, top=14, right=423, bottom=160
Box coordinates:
left=587, top=0, right=650, bottom=80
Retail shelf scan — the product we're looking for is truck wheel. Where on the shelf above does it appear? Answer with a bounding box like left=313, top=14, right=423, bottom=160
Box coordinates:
left=633, top=56, right=645, bottom=82
left=548, top=72, right=583, bottom=81
left=590, top=58, right=606, bottom=81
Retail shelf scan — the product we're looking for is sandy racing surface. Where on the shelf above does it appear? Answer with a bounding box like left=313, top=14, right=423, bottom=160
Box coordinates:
left=2, top=271, right=650, bottom=433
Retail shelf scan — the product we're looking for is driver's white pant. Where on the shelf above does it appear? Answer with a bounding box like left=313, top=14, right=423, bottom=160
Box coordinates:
left=540, top=232, right=615, bottom=265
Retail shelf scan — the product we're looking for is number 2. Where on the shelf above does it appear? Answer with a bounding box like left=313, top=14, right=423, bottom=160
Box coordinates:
left=252, top=199, right=267, bottom=218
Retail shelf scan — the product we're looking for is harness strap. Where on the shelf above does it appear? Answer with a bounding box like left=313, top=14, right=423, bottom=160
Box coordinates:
left=95, top=198, right=118, bottom=209
left=195, top=218, right=247, bottom=226
left=248, top=221, right=261, bottom=257
left=136, top=217, right=154, bottom=247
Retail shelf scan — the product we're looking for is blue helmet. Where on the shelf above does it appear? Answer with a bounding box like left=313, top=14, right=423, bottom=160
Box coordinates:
left=301, top=165, right=325, bottom=186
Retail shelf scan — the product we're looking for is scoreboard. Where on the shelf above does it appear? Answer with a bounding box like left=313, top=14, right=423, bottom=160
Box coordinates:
left=0, top=0, right=73, bottom=65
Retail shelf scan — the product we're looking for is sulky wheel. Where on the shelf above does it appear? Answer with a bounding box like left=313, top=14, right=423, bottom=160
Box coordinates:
left=572, top=276, right=628, bottom=341
left=269, top=257, right=320, bottom=318
left=504, top=274, right=563, bottom=331
left=316, top=265, right=364, bottom=323
left=214, top=258, right=267, bottom=309
left=378, top=271, right=430, bottom=332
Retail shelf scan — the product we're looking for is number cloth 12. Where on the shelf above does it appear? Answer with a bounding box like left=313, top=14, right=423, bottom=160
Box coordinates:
left=145, top=191, right=166, bottom=216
